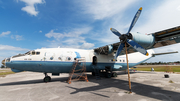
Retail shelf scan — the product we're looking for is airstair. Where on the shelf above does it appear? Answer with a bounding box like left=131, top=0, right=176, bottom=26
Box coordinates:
left=165, top=65, right=173, bottom=73
left=93, top=65, right=101, bottom=80
left=67, top=57, right=88, bottom=84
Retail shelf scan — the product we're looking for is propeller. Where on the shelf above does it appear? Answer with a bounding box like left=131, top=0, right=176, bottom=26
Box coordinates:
left=110, top=7, right=148, bottom=93
left=110, top=7, right=148, bottom=60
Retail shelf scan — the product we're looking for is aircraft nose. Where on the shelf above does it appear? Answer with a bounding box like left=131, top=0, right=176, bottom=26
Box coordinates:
left=2, top=59, right=6, bottom=66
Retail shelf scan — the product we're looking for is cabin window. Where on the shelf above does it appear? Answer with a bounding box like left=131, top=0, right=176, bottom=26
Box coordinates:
left=58, top=57, right=62, bottom=60
left=50, top=56, right=54, bottom=60
left=67, top=57, right=71, bottom=61
left=123, top=60, right=125, bottom=62
left=120, top=60, right=121, bottom=62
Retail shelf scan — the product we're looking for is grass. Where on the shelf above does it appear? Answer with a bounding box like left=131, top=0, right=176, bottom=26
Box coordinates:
left=0, top=69, right=15, bottom=77
left=134, top=65, right=180, bottom=72
left=0, top=65, right=180, bottom=77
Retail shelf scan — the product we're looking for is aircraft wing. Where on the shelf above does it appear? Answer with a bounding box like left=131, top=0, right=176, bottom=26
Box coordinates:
left=149, top=26, right=180, bottom=48
left=94, top=26, right=180, bottom=55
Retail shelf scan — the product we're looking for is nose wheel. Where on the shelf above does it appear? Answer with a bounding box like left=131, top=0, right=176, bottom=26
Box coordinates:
left=43, top=73, right=51, bottom=82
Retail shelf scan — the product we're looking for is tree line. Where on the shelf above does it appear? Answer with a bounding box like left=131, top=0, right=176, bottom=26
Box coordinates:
left=140, top=61, right=180, bottom=65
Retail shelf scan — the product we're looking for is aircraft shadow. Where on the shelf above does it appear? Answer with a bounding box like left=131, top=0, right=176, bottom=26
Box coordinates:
left=0, top=74, right=95, bottom=86
left=66, top=74, right=180, bottom=100
left=116, top=71, right=150, bottom=75
left=0, top=73, right=179, bottom=100
left=0, top=77, right=69, bottom=86
left=0, top=71, right=146, bottom=86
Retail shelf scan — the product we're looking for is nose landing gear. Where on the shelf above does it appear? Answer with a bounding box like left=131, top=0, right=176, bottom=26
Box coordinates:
left=43, top=73, right=51, bottom=82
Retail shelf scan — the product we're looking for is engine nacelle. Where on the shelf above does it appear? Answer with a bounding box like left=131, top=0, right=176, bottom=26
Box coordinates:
left=131, top=32, right=155, bottom=48
left=94, top=45, right=114, bottom=55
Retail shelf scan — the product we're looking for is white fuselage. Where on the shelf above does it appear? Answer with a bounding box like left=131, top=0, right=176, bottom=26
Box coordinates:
left=5, top=48, right=155, bottom=73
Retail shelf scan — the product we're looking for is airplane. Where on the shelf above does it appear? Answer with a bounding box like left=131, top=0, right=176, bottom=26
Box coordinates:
left=1, top=7, right=180, bottom=86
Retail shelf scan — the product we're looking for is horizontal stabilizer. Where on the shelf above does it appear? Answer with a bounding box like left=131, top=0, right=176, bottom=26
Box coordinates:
left=152, top=51, right=178, bottom=57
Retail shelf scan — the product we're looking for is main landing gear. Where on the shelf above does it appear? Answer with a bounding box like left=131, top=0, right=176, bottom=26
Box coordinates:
left=43, top=73, right=51, bottom=82
left=92, top=68, right=118, bottom=78
left=105, top=66, right=117, bottom=78
left=112, top=72, right=117, bottom=77
left=105, top=71, right=117, bottom=78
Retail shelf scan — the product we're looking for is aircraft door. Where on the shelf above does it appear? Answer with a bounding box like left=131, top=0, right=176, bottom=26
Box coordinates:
left=92, top=56, right=97, bottom=65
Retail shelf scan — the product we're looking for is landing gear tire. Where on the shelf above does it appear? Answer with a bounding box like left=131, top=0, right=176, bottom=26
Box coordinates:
left=44, top=76, right=51, bottom=82
left=112, top=72, right=117, bottom=77
left=105, top=73, right=112, bottom=78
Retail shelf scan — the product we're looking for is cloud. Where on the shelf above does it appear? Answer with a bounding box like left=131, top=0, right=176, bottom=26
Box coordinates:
left=81, top=42, right=94, bottom=49
left=78, top=0, right=139, bottom=20
left=0, top=31, right=11, bottom=37
left=45, top=27, right=94, bottom=49
left=0, top=44, right=30, bottom=65
left=75, top=0, right=144, bottom=46
left=61, top=37, right=95, bottom=49
left=39, top=30, right=42, bottom=33
left=11, top=35, right=24, bottom=41
left=45, top=30, right=64, bottom=40
left=135, top=0, right=180, bottom=34
left=0, top=44, right=29, bottom=51
left=128, top=0, right=180, bottom=62
left=20, top=0, right=45, bottom=16
left=45, top=27, right=92, bottom=40
left=76, top=0, right=180, bottom=62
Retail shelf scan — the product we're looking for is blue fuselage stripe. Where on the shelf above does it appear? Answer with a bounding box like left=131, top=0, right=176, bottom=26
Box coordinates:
left=6, top=60, right=145, bottom=73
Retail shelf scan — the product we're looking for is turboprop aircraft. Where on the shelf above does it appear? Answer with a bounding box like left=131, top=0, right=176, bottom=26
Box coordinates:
left=2, top=7, right=180, bottom=85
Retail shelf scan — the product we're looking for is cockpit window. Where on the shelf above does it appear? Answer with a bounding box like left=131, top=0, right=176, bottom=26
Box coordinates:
left=12, top=54, right=25, bottom=58
left=12, top=50, right=40, bottom=58
left=6, top=58, right=10, bottom=62
left=25, top=51, right=31, bottom=55
left=36, top=52, right=40, bottom=55
left=32, top=51, right=36, bottom=55
left=31, top=51, right=40, bottom=55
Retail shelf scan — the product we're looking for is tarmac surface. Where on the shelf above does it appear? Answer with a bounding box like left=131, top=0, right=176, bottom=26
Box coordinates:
left=0, top=71, right=180, bottom=101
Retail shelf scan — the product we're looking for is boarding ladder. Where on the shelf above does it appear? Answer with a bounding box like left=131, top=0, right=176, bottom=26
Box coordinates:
left=93, top=65, right=101, bottom=80
left=165, top=65, right=173, bottom=73
left=67, top=57, right=88, bottom=84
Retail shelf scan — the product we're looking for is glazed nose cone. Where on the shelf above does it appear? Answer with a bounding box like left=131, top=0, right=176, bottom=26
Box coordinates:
left=2, top=59, right=6, bottom=66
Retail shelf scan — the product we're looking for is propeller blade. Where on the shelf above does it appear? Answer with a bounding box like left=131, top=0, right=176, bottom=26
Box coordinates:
left=110, top=28, right=121, bottom=37
left=114, top=43, right=125, bottom=60
left=127, top=7, right=142, bottom=35
left=127, top=39, right=149, bottom=56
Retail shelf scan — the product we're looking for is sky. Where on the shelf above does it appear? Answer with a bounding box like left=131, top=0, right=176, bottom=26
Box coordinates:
left=1, top=0, right=180, bottom=63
